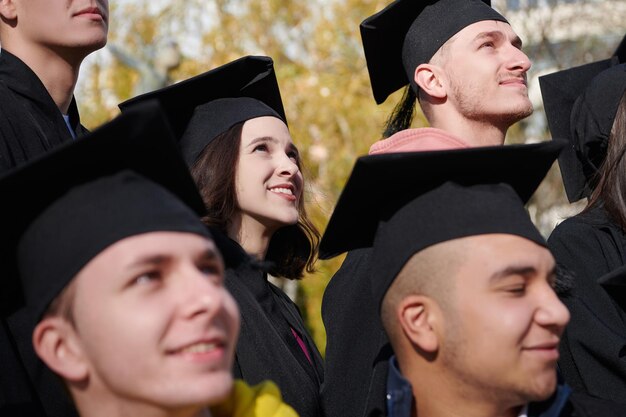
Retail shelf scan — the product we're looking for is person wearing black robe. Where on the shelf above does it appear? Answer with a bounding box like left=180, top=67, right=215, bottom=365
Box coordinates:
left=0, top=50, right=88, bottom=172
left=321, top=1, right=533, bottom=416
left=0, top=1, right=108, bottom=171
left=0, top=101, right=299, bottom=417
left=321, top=141, right=625, bottom=417
left=0, top=3, right=108, bottom=415
left=119, top=56, right=324, bottom=417
left=216, top=231, right=324, bottom=417
left=540, top=52, right=626, bottom=404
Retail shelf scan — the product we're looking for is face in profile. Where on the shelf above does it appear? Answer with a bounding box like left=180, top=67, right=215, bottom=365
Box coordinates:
left=439, top=234, right=569, bottom=405
left=37, top=231, right=240, bottom=413
left=438, top=20, right=533, bottom=127
left=9, top=0, right=109, bottom=55
left=235, top=116, right=303, bottom=233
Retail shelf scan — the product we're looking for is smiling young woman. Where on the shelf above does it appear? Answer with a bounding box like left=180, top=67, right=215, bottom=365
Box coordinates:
left=119, top=55, right=324, bottom=417
left=192, top=115, right=318, bottom=280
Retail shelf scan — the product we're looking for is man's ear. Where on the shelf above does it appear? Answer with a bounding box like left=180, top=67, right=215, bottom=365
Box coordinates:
left=33, top=317, right=89, bottom=382
left=414, top=64, right=447, bottom=100
left=397, top=294, right=440, bottom=353
left=0, top=0, right=18, bottom=21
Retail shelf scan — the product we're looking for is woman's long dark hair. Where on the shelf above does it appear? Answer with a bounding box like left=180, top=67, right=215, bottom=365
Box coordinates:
left=585, top=90, right=626, bottom=230
left=190, top=121, right=319, bottom=279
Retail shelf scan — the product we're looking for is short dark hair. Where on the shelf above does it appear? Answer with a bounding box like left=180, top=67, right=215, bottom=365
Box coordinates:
left=586, top=90, right=626, bottom=230
left=190, top=122, right=319, bottom=279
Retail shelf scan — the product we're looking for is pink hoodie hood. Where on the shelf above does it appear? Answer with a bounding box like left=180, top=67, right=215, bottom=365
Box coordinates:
left=368, top=127, right=470, bottom=155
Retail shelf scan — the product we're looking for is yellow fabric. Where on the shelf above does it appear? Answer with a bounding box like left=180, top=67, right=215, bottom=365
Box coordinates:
left=210, top=380, right=299, bottom=417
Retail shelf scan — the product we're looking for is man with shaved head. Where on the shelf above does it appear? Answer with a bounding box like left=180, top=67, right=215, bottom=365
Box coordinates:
left=321, top=142, right=622, bottom=417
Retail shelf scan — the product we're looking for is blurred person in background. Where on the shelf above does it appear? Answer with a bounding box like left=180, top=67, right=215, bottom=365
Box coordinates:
left=541, top=50, right=626, bottom=403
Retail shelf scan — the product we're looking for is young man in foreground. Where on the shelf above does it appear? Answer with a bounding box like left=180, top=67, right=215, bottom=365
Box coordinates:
left=0, top=104, right=297, bottom=417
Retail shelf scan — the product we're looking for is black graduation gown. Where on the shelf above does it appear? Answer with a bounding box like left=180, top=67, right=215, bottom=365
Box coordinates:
left=548, top=206, right=626, bottom=404
left=217, top=232, right=324, bottom=417
left=321, top=248, right=392, bottom=417
left=0, top=49, right=88, bottom=173
left=0, top=49, right=88, bottom=417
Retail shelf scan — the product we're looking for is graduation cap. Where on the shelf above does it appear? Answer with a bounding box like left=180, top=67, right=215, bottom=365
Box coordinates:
left=539, top=39, right=626, bottom=202
left=0, top=101, right=211, bottom=319
left=319, top=140, right=563, bottom=309
left=119, top=55, right=287, bottom=166
left=538, top=33, right=626, bottom=203
left=361, top=0, right=507, bottom=104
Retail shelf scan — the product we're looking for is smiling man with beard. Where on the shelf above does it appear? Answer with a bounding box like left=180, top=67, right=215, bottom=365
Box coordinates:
left=362, top=0, right=532, bottom=145
left=0, top=104, right=298, bottom=417
left=321, top=142, right=623, bottom=417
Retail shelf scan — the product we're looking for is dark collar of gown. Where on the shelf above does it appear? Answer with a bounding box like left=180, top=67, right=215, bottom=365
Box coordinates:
left=216, top=230, right=323, bottom=381
left=0, top=49, right=82, bottom=133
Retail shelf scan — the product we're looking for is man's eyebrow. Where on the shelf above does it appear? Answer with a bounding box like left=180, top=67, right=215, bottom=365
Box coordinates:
left=128, top=247, right=221, bottom=269
left=473, top=30, right=523, bottom=48
left=473, top=31, right=503, bottom=43
left=489, top=265, right=537, bottom=284
left=198, top=247, right=221, bottom=262
left=128, top=255, right=169, bottom=269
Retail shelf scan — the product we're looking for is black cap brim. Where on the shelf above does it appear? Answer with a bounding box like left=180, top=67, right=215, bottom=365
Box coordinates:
left=539, top=59, right=615, bottom=202
left=319, top=140, right=564, bottom=259
left=119, top=55, right=286, bottom=140
left=539, top=32, right=626, bottom=202
left=0, top=101, right=206, bottom=316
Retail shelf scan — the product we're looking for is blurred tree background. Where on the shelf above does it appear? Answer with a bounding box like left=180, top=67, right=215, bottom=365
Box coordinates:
left=76, top=0, right=625, bottom=354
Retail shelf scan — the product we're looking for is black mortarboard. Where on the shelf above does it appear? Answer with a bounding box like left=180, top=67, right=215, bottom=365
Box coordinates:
left=319, top=141, right=563, bottom=309
left=540, top=47, right=626, bottom=202
left=361, top=0, right=508, bottom=104
left=0, top=101, right=210, bottom=319
left=119, top=55, right=287, bottom=166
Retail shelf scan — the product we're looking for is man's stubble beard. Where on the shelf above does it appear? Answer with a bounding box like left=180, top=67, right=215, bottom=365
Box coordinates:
left=449, top=74, right=534, bottom=129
